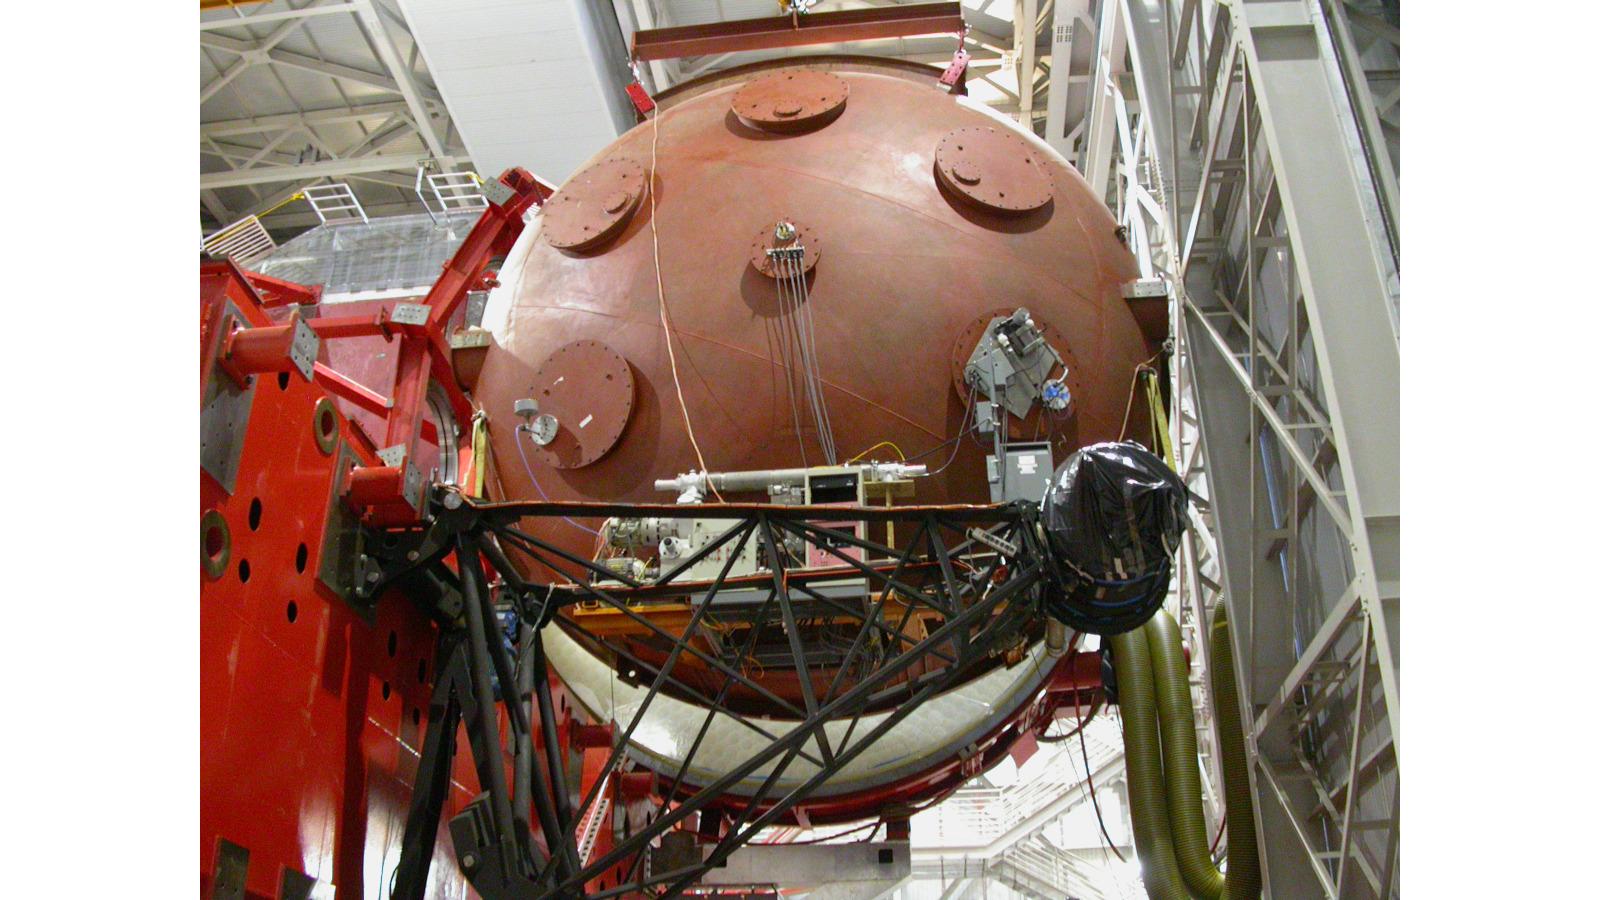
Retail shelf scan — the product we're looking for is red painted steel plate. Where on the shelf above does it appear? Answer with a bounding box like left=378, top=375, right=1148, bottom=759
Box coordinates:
left=528, top=340, right=636, bottom=469
left=749, top=219, right=822, bottom=278
left=732, top=69, right=849, bottom=132
left=933, top=126, right=1054, bottom=215
left=542, top=157, right=647, bottom=251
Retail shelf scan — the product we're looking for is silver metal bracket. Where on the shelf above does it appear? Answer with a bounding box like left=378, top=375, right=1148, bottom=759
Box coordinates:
left=391, top=303, right=430, bottom=326
left=465, top=290, right=489, bottom=328
left=288, top=316, right=320, bottom=381
left=401, top=460, right=424, bottom=510
left=480, top=177, right=514, bottom=207
left=967, top=526, right=1019, bottom=558
left=1121, top=276, right=1169, bottom=300
left=201, top=300, right=257, bottom=494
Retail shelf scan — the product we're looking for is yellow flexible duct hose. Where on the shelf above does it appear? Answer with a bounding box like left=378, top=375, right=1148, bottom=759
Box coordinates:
left=1112, top=627, right=1191, bottom=900
left=1210, top=605, right=1261, bottom=898
left=1146, top=610, right=1226, bottom=897
left=1114, top=606, right=1260, bottom=899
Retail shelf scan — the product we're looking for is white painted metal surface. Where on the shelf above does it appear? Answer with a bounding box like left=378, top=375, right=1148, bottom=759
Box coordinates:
left=395, top=0, right=626, bottom=185
left=543, top=623, right=1057, bottom=795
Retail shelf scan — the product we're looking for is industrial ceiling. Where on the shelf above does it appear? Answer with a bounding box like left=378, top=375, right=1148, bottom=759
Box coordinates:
left=200, top=0, right=1086, bottom=241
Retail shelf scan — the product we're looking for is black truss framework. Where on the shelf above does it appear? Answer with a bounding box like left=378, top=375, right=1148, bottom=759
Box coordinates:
left=385, top=490, right=1052, bottom=900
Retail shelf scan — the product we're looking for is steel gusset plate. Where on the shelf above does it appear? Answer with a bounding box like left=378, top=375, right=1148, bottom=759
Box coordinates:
left=201, top=300, right=257, bottom=494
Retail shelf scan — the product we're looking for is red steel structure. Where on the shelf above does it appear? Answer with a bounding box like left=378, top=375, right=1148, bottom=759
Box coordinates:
left=201, top=9, right=1153, bottom=894
left=201, top=219, right=1108, bottom=894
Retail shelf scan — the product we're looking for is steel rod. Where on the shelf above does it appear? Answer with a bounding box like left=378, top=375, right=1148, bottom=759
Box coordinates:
left=456, top=535, right=521, bottom=848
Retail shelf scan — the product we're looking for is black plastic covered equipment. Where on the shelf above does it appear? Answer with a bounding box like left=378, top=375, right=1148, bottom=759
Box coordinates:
left=1039, top=441, right=1188, bottom=635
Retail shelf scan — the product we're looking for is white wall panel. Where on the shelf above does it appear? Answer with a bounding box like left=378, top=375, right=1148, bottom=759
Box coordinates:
left=399, top=0, right=624, bottom=184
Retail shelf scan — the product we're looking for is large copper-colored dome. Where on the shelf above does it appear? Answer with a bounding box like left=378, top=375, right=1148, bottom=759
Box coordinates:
left=477, top=58, right=1149, bottom=557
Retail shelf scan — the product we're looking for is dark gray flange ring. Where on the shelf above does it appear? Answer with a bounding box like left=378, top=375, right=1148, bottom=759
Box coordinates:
left=202, top=509, right=231, bottom=579
left=313, top=397, right=340, bottom=455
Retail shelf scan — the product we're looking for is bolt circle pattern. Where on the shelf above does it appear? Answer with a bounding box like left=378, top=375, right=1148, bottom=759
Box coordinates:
left=543, top=157, right=647, bottom=252
left=934, top=127, right=1054, bottom=215
left=749, top=219, right=822, bottom=278
left=732, top=69, right=849, bottom=133
left=949, top=308, right=1082, bottom=435
left=527, top=340, right=636, bottom=469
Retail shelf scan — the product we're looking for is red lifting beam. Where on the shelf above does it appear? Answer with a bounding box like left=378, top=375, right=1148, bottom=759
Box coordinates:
left=630, top=2, right=965, bottom=61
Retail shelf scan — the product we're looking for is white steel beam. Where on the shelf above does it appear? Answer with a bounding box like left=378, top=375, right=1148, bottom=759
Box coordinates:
left=200, top=0, right=332, bottom=102
left=1079, top=3, right=1400, bottom=897
left=204, top=138, right=305, bottom=169
left=1015, top=0, right=1038, bottom=121
left=351, top=0, right=448, bottom=158
left=341, top=112, right=413, bottom=157
left=202, top=32, right=443, bottom=103
left=201, top=152, right=462, bottom=189
left=201, top=55, right=255, bottom=104
left=200, top=1, right=359, bottom=30
left=1231, top=0, right=1400, bottom=748
left=1043, top=0, right=1093, bottom=160
left=270, top=47, right=444, bottom=101
left=200, top=190, right=235, bottom=224
left=203, top=100, right=417, bottom=139
left=1079, top=3, right=1125, bottom=191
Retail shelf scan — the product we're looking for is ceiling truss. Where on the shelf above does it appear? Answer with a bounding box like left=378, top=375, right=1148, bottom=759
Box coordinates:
left=199, top=0, right=468, bottom=234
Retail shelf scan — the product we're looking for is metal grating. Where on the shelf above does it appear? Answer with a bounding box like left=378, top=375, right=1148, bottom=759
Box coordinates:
left=201, top=215, right=277, bottom=266
left=250, top=211, right=470, bottom=296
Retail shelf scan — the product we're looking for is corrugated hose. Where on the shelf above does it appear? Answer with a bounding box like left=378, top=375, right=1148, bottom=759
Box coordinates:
left=1112, top=606, right=1260, bottom=899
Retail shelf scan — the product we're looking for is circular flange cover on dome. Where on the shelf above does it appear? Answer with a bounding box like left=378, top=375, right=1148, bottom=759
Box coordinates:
left=732, top=69, right=849, bottom=132
left=542, top=157, right=647, bottom=251
left=749, top=219, right=822, bottom=278
left=934, top=126, right=1054, bottom=216
left=526, top=340, right=636, bottom=469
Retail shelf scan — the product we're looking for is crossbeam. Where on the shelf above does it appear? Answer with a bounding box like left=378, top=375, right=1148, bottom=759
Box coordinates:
left=631, top=2, right=966, bottom=61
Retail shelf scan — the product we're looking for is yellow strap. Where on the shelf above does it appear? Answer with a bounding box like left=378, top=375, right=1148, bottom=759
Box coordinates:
left=257, top=191, right=304, bottom=218
left=1144, top=369, right=1176, bottom=470
left=471, top=411, right=490, bottom=499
